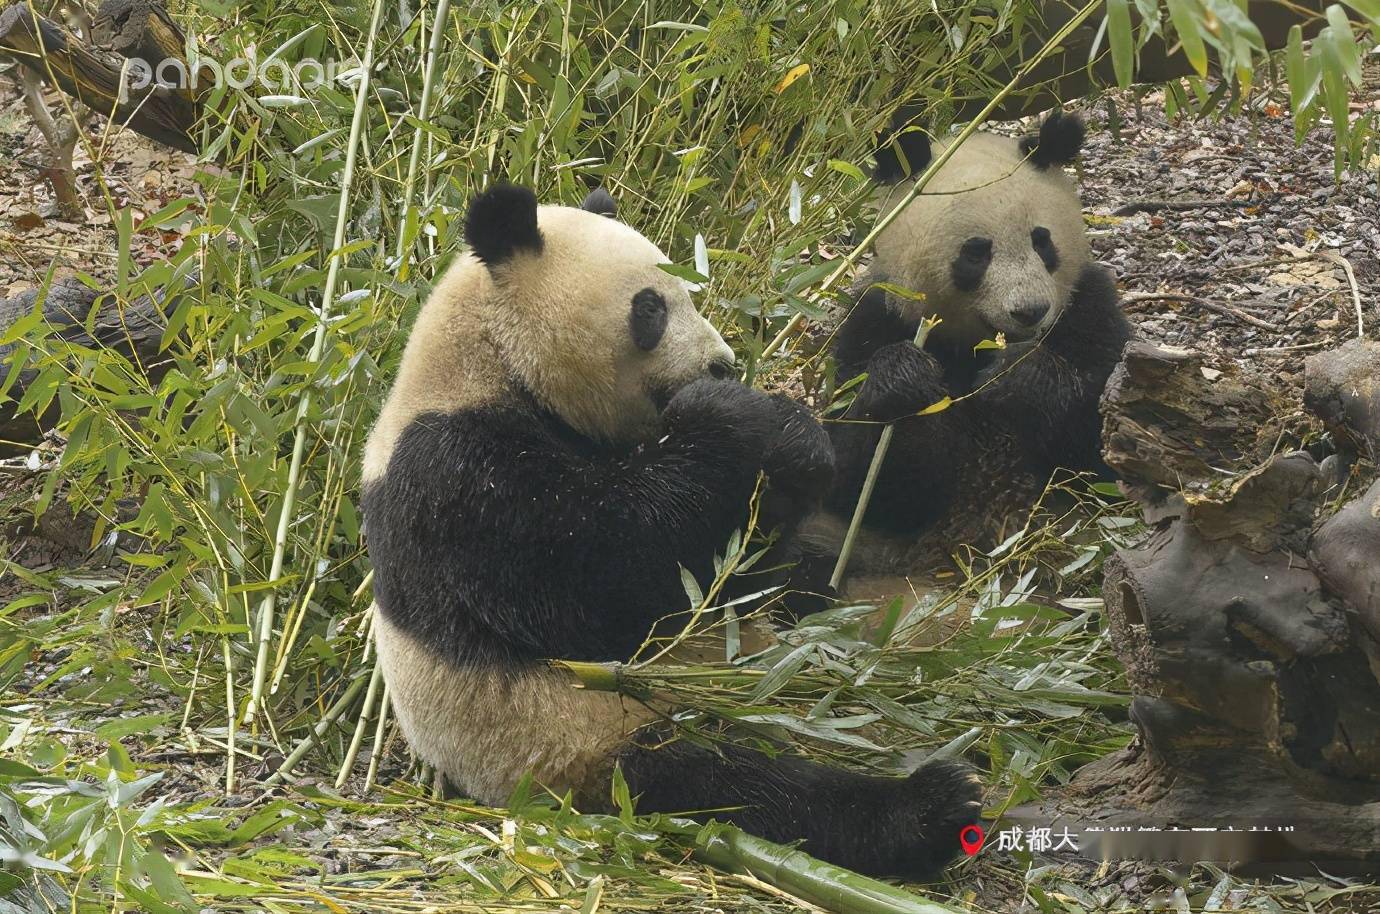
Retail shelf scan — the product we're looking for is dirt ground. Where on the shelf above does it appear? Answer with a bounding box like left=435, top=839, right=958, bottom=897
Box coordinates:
left=0, top=72, right=199, bottom=297
left=1080, top=90, right=1379, bottom=392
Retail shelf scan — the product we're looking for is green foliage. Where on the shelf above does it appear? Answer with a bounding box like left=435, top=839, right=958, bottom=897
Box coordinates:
left=0, top=730, right=201, bottom=913
left=1108, top=0, right=1379, bottom=172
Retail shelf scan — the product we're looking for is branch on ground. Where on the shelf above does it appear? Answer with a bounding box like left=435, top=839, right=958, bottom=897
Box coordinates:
left=0, top=1, right=199, bottom=154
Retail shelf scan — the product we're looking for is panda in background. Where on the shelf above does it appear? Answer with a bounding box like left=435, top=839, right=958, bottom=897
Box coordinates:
left=816, top=112, right=1132, bottom=573
left=362, top=184, right=982, bottom=879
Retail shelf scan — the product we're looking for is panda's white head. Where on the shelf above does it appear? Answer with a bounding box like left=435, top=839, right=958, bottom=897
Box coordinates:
left=465, top=185, right=735, bottom=443
left=366, top=183, right=734, bottom=474
left=868, top=112, right=1091, bottom=347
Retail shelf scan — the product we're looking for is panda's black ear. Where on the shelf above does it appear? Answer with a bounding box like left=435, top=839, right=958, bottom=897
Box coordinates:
left=873, top=111, right=932, bottom=184
left=465, top=184, right=543, bottom=266
left=1019, top=111, right=1085, bottom=170
left=580, top=186, right=617, bottom=218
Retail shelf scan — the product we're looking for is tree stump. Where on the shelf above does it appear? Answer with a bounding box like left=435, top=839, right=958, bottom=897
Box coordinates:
left=1015, top=341, right=1380, bottom=872
left=1304, top=338, right=1380, bottom=463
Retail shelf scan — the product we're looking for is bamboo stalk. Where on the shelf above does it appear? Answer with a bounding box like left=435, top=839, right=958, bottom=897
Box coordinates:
left=754, top=0, right=1105, bottom=365
left=335, top=661, right=385, bottom=789
left=691, top=827, right=963, bottom=914
left=222, top=632, right=236, bottom=793
left=263, top=673, right=370, bottom=786
left=393, top=0, right=452, bottom=280
left=267, top=576, right=317, bottom=697
left=829, top=318, right=938, bottom=590
left=244, top=0, right=387, bottom=726
left=554, top=660, right=628, bottom=694
left=363, top=682, right=390, bottom=793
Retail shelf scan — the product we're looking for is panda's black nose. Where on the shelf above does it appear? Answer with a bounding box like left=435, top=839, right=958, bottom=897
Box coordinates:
left=1011, top=302, right=1050, bottom=327
left=708, top=357, right=736, bottom=380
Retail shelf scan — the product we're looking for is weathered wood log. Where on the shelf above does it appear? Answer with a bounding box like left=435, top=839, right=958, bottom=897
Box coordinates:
left=1103, top=454, right=1380, bottom=787
left=1099, top=341, right=1289, bottom=516
left=92, top=0, right=188, bottom=74
left=1311, top=477, right=1380, bottom=682
left=1015, top=341, right=1380, bottom=872
left=0, top=3, right=198, bottom=153
left=0, top=276, right=183, bottom=449
left=1304, top=339, right=1380, bottom=463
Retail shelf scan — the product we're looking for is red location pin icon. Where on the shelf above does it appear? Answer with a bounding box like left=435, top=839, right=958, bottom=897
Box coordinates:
left=959, top=824, right=985, bottom=856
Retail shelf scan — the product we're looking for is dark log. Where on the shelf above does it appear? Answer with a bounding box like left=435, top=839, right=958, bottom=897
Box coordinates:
left=1304, top=339, right=1380, bottom=463
left=958, top=0, right=1343, bottom=122
left=0, top=276, right=182, bottom=449
left=1017, top=341, right=1380, bottom=872
left=1310, top=477, right=1380, bottom=682
left=93, top=0, right=189, bottom=74
left=0, top=3, right=198, bottom=153
left=1103, top=455, right=1380, bottom=789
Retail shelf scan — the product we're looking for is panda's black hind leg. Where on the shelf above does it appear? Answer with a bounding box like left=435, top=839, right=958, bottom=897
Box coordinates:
left=617, top=731, right=982, bottom=880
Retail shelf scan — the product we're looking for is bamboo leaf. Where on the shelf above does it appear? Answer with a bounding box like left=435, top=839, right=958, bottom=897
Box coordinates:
left=1325, top=4, right=1365, bottom=84
left=1166, top=0, right=1209, bottom=76
left=1105, top=0, right=1135, bottom=87
left=1340, top=0, right=1380, bottom=21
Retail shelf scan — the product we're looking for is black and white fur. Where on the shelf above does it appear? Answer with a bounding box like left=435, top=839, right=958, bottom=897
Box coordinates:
left=363, top=184, right=981, bottom=879
left=814, top=113, right=1131, bottom=571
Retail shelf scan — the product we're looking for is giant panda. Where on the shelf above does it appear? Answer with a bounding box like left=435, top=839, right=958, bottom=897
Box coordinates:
left=361, top=183, right=982, bottom=879
left=814, top=112, right=1132, bottom=573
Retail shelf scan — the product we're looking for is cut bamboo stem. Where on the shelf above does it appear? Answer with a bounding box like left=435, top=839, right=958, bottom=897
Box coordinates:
left=691, top=827, right=963, bottom=914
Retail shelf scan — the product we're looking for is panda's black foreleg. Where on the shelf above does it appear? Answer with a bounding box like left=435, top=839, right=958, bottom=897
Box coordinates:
left=970, top=264, right=1130, bottom=473
left=831, top=283, right=918, bottom=379
left=617, top=730, right=982, bottom=880
left=713, top=393, right=838, bottom=618
left=825, top=341, right=973, bottom=535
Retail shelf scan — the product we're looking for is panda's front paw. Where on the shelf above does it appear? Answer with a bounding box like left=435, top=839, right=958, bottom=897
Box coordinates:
left=896, top=759, right=984, bottom=879
left=663, top=378, right=778, bottom=456
left=973, top=339, right=1041, bottom=389
left=858, top=341, right=948, bottom=422
left=763, top=394, right=835, bottom=492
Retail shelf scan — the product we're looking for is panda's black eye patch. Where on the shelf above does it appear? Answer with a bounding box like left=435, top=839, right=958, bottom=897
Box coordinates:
left=1031, top=227, right=1059, bottom=272
left=630, top=288, right=669, bottom=351
left=951, top=237, right=992, bottom=291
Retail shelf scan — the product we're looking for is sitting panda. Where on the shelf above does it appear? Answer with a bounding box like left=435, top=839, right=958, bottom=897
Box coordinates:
left=817, top=112, right=1132, bottom=572
left=362, top=184, right=981, bottom=879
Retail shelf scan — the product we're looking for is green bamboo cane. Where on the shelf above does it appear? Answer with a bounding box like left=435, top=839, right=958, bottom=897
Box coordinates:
left=693, top=828, right=964, bottom=914
left=335, top=660, right=385, bottom=789
left=393, top=0, right=453, bottom=280
left=829, top=318, right=938, bottom=590
left=263, top=673, right=370, bottom=786
left=245, top=0, right=387, bottom=725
